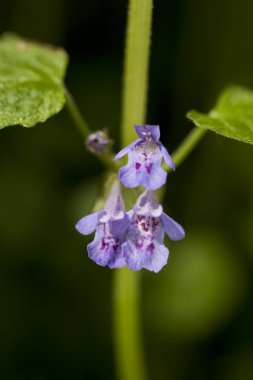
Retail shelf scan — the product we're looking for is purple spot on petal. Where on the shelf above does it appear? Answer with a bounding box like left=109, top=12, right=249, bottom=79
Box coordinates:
left=142, top=152, right=148, bottom=160
left=135, top=162, right=141, bottom=170
left=146, top=163, right=153, bottom=173
left=101, top=237, right=109, bottom=251
left=135, top=236, right=144, bottom=250
left=147, top=243, right=155, bottom=252
left=141, top=222, right=149, bottom=232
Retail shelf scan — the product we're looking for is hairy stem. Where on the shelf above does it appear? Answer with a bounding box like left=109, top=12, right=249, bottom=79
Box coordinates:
left=113, top=269, right=147, bottom=380
left=121, top=0, right=153, bottom=146
left=113, top=1, right=153, bottom=380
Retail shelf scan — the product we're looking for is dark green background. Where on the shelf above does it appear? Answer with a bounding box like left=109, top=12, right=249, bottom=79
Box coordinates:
left=0, top=0, right=253, bottom=379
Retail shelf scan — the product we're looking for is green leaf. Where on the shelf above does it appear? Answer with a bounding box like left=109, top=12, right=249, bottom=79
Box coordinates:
left=187, top=86, right=253, bottom=144
left=0, top=32, right=68, bottom=128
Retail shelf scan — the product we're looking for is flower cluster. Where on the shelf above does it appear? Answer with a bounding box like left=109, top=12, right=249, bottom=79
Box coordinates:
left=76, top=125, right=185, bottom=272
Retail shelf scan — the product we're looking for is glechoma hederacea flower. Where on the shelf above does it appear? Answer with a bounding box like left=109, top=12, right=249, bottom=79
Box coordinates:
left=86, top=130, right=110, bottom=154
left=75, top=182, right=129, bottom=268
left=122, top=190, right=185, bottom=273
left=114, top=125, right=175, bottom=190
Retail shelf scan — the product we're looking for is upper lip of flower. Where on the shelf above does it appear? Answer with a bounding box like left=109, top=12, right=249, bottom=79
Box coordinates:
left=135, top=125, right=161, bottom=141
left=135, top=190, right=163, bottom=217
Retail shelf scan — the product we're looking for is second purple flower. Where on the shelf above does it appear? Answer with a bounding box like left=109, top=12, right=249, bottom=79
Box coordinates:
left=75, top=182, right=129, bottom=269
left=122, top=190, right=185, bottom=273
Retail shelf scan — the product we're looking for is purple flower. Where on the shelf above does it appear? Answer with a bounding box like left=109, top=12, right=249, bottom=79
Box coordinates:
left=114, top=125, right=175, bottom=190
left=75, top=182, right=129, bottom=268
left=86, top=130, right=111, bottom=154
left=122, top=190, right=185, bottom=273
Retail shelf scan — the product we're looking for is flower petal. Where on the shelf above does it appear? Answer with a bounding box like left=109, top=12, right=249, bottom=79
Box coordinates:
left=103, top=181, right=126, bottom=220
left=119, top=161, right=141, bottom=188
left=119, top=148, right=167, bottom=190
left=113, top=141, right=139, bottom=161
left=159, top=143, right=175, bottom=171
left=87, top=235, right=111, bottom=267
left=134, top=125, right=160, bottom=141
left=87, top=222, right=127, bottom=268
left=160, top=213, right=185, bottom=241
left=75, top=211, right=100, bottom=235
left=108, top=214, right=130, bottom=236
left=142, top=160, right=167, bottom=190
left=127, top=209, right=135, bottom=220
left=123, top=240, right=169, bottom=273
left=118, top=148, right=143, bottom=187
left=135, top=190, right=163, bottom=217
left=107, top=253, right=127, bottom=269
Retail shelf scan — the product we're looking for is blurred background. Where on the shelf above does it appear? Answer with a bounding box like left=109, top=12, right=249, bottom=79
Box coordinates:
left=0, top=0, right=253, bottom=379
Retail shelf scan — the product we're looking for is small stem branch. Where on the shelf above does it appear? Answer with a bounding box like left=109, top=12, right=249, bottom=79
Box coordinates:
left=172, top=127, right=207, bottom=168
left=157, top=127, right=206, bottom=210
left=121, top=0, right=153, bottom=146
left=64, top=87, right=116, bottom=170
left=64, top=87, right=91, bottom=139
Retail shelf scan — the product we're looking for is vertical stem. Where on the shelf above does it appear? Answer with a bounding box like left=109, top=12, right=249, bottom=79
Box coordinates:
left=114, top=1, right=153, bottom=380
left=121, top=0, right=153, bottom=145
left=113, top=269, right=147, bottom=380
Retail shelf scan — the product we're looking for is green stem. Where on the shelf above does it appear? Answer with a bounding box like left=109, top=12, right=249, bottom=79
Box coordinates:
left=114, top=1, right=153, bottom=380
left=64, top=87, right=91, bottom=139
left=113, top=269, right=147, bottom=380
left=155, top=127, right=207, bottom=203
left=113, top=1, right=206, bottom=378
left=121, top=0, right=153, bottom=146
left=64, top=87, right=116, bottom=170
left=172, top=127, right=207, bottom=168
